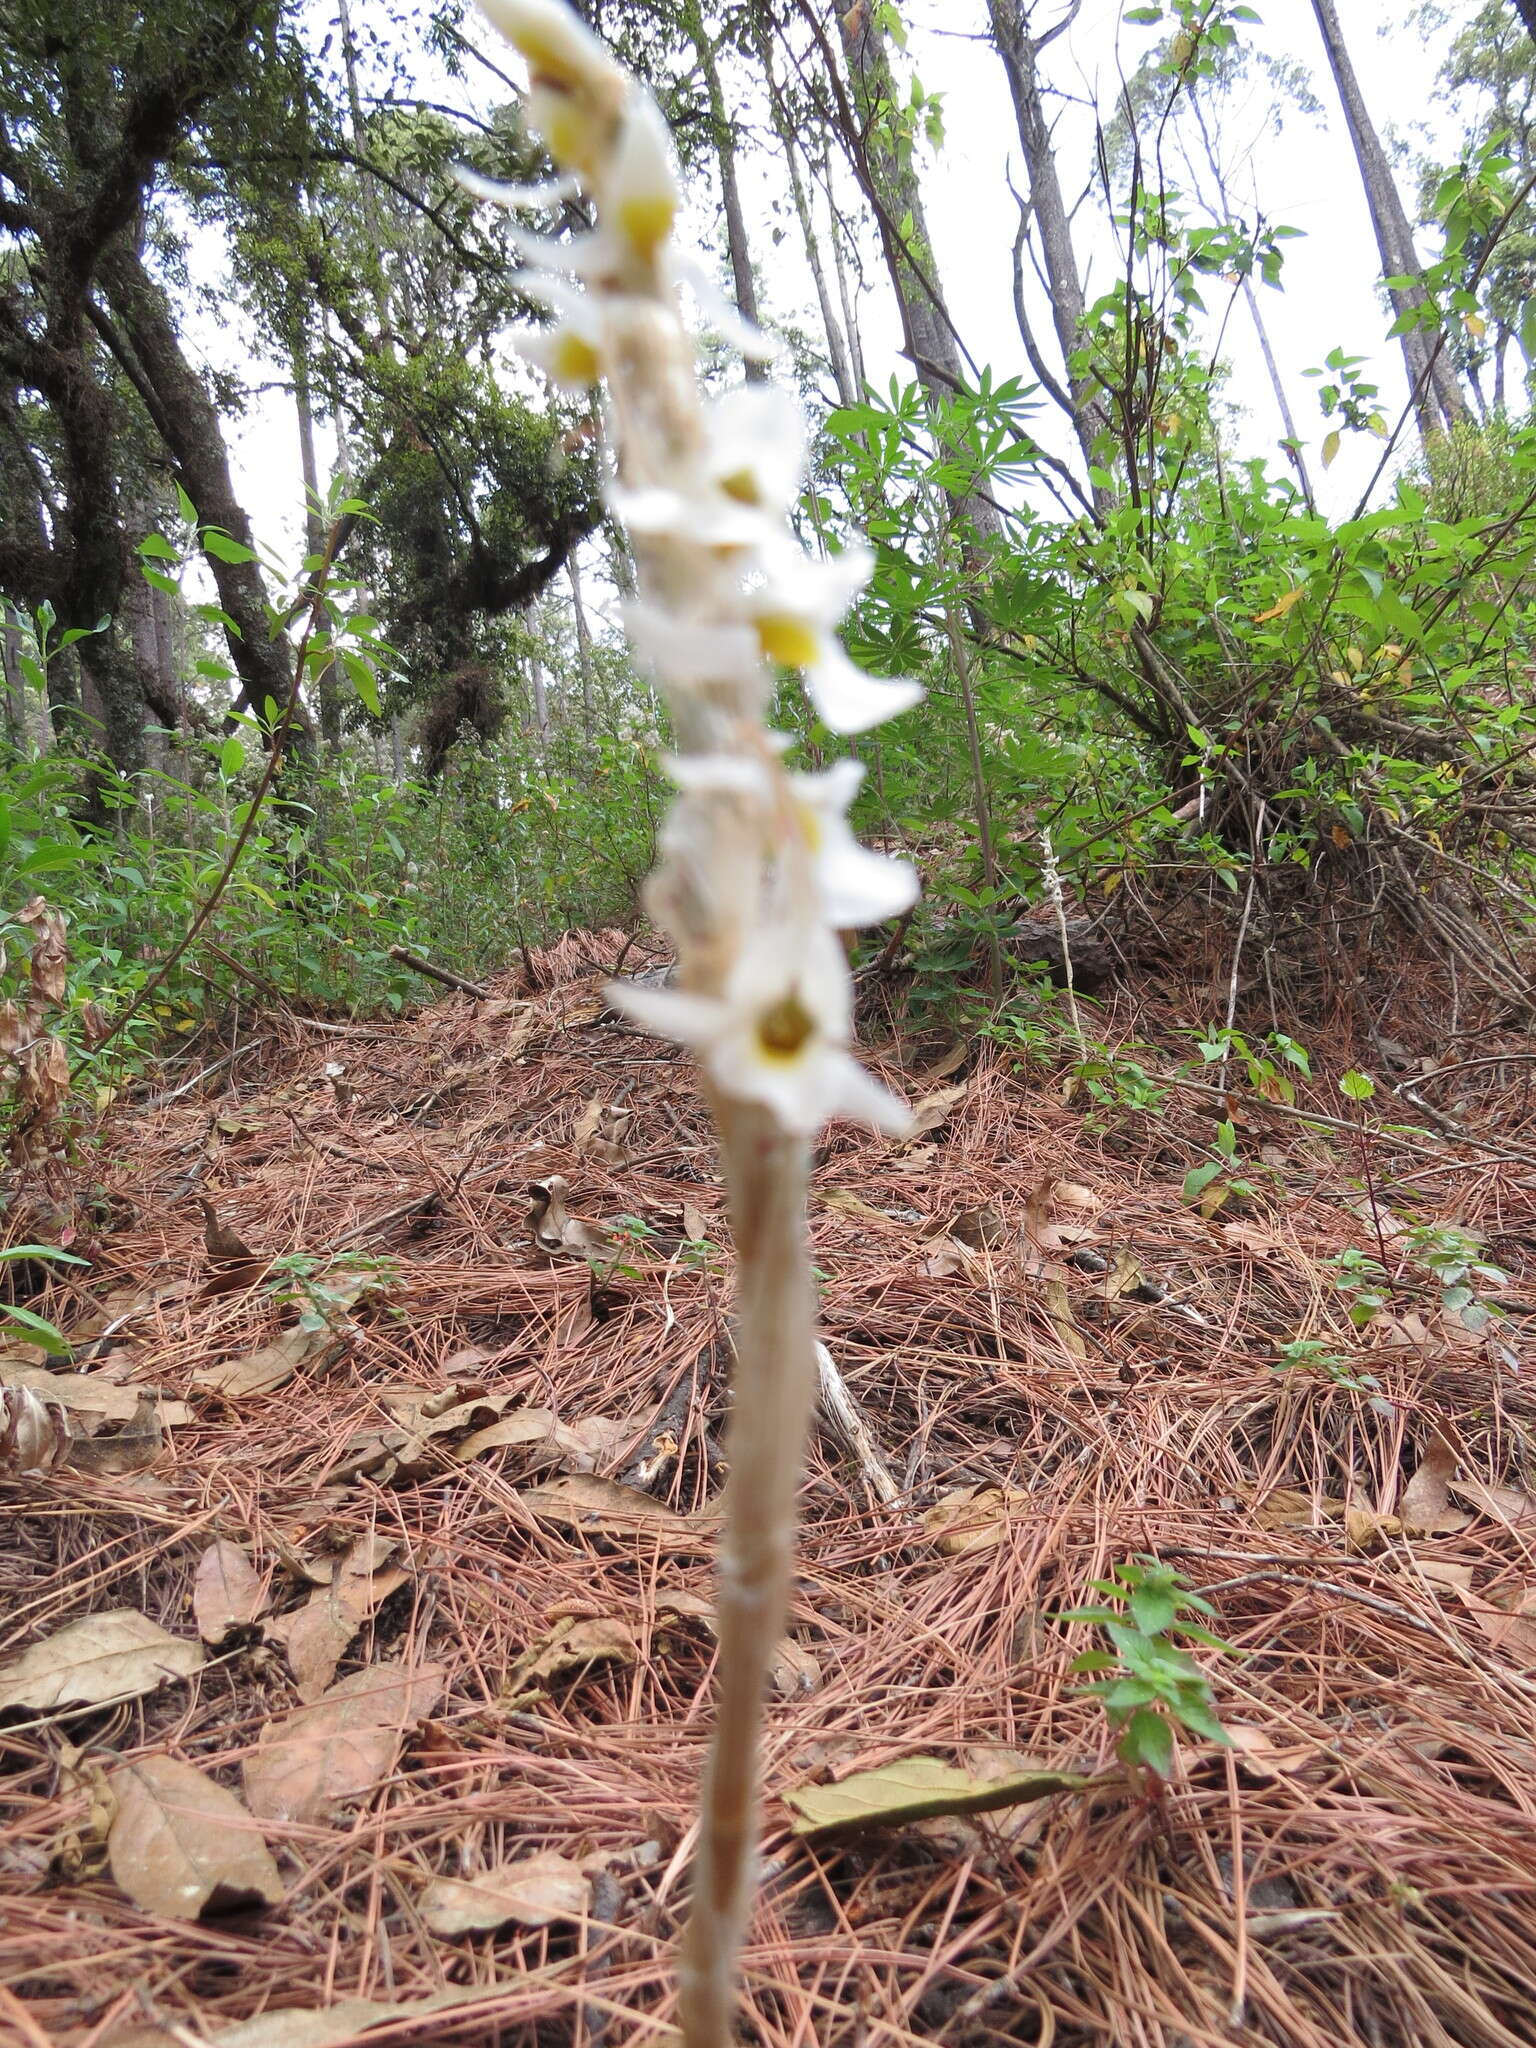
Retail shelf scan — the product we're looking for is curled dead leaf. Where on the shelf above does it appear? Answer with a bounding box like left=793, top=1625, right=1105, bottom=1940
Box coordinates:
left=517, top=1473, right=716, bottom=1547
left=1398, top=1428, right=1471, bottom=1537
left=1, top=1380, right=68, bottom=1474
left=527, top=1176, right=613, bottom=1259
left=421, top=1850, right=590, bottom=1935
left=505, top=1615, right=639, bottom=1696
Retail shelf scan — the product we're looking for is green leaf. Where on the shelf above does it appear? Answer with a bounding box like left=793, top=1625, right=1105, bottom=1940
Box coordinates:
left=0, top=1245, right=89, bottom=1265
left=343, top=650, right=381, bottom=716
left=219, top=737, right=245, bottom=781
left=137, top=534, right=179, bottom=561
left=1119, top=1708, right=1175, bottom=1778
left=0, top=1303, right=71, bottom=1354
left=1321, top=429, right=1341, bottom=469
left=1340, top=1069, right=1376, bottom=1101
left=784, top=1754, right=1090, bottom=1837
left=201, top=529, right=258, bottom=565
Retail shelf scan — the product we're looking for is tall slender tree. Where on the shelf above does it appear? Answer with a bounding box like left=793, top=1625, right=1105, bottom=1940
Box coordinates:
left=1310, top=0, right=1469, bottom=441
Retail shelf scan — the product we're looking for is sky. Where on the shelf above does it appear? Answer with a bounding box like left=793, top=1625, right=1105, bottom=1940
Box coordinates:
left=211, top=0, right=1480, bottom=593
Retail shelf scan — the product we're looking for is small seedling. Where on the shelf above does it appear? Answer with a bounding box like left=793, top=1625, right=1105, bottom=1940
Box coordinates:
left=0, top=1243, right=89, bottom=1355
left=265, top=1251, right=398, bottom=1333
left=1181, top=1117, right=1258, bottom=1214
left=1065, top=1558, right=1234, bottom=1783
left=1273, top=1337, right=1380, bottom=1392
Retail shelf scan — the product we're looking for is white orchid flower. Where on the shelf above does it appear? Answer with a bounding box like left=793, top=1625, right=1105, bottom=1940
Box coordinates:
left=608, top=925, right=910, bottom=1135
left=477, top=0, right=627, bottom=179
left=789, top=760, right=918, bottom=927
left=746, top=543, right=923, bottom=735
left=665, top=754, right=916, bottom=929
left=702, top=385, right=806, bottom=516
left=623, top=607, right=765, bottom=692
left=509, top=275, right=608, bottom=389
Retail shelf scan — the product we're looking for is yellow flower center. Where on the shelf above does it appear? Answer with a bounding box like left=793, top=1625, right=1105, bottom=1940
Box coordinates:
left=755, top=991, right=816, bottom=1062
left=793, top=797, right=823, bottom=854
left=756, top=614, right=819, bottom=669
left=618, top=192, right=677, bottom=262
left=718, top=465, right=762, bottom=506
left=551, top=330, right=602, bottom=385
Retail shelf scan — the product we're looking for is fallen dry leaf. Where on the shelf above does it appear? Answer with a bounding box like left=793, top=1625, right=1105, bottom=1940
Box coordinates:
left=922, top=1485, right=1027, bottom=1557
left=572, top=1095, right=635, bottom=1166
left=108, top=1754, right=282, bottom=1919
left=1398, top=1430, right=1472, bottom=1537
left=420, top=1850, right=590, bottom=1934
left=193, top=1540, right=271, bottom=1644
left=947, top=1204, right=1007, bottom=1251
left=242, top=1660, right=445, bottom=1823
left=518, top=1473, right=715, bottom=1545
left=457, top=1408, right=632, bottom=1473
left=1, top=1380, right=68, bottom=1474
left=896, top=1082, right=966, bottom=1147
left=506, top=1615, right=639, bottom=1694
left=0, top=1609, right=204, bottom=1714
left=1251, top=1487, right=1345, bottom=1532
left=1344, top=1503, right=1401, bottom=1552
left=1041, top=1276, right=1087, bottom=1358
left=1448, top=1477, right=1536, bottom=1527
left=820, top=1188, right=889, bottom=1222
left=195, top=1325, right=337, bottom=1400
left=784, top=1753, right=1088, bottom=1837
left=1225, top=1724, right=1319, bottom=1778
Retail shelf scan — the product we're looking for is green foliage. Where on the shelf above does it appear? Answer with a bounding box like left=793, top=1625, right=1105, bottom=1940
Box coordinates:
left=1066, top=1559, right=1234, bottom=1783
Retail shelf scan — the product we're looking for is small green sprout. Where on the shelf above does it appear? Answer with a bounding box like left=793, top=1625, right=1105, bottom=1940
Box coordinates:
left=1065, top=1559, right=1234, bottom=1783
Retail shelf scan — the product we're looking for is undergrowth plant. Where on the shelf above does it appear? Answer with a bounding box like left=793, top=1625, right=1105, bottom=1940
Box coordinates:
left=1066, top=1559, right=1234, bottom=1785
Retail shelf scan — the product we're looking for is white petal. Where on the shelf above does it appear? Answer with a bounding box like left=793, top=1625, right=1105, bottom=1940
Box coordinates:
left=609, top=482, right=770, bottom=551
left=605, top=981, right=724, bottom=1045
left=662, top=753, right=771, bottom=797
left=451, top=165, right=577, bottom=210
left=705, top=385, right=807, bottom=509
left=804, top=648, right=924, bottom=736
left=797, top=757, right=865, bottom=811
left=704, top=1028, right=825, bottom=1133
left=623, top=603, right=764, bottom=686
left=674, top=256, right=783, bottom=362
left=818, top=835, right=919, bottom=928
left=822, top=1055, right=913, bottom=1136
left=725, top=923, right=851, bottom=1037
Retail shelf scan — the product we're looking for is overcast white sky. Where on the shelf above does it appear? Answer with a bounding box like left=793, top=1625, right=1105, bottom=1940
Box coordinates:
left=215, top=0, right=1476, bottom=581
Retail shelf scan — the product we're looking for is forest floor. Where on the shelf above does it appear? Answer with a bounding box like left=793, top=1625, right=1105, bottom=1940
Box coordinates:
left=5, top=929, right=1536, bottom=2048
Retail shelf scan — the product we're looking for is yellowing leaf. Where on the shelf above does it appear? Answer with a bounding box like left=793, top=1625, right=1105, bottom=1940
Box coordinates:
left=1321, top=428, right=1341, bottom=469
left=0, top=1609, right=204, bottom=1714
left=108, top=1755, right=282, bottom=1919
left=785, top=1754, right=1088, bottom=1837
left=420, top=1850, right=590, bottom=1934
left=1252, top=585, right=1306, bottom=623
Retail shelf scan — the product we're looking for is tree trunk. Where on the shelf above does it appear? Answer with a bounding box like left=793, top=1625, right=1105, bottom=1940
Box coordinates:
left=986, top=0, right=1105, bottom=487
left=1310, top=0, right=1469, bottom=442
left=685, top=0, right=766, bottom=379
left=293, top=312, right=343, bottom=747
left=753, top=6, right=857, bottom=407
left=835, top=5, right=1001, bottom=544
left=99, top=244, right=301, bottom=747
left=567, top=548, right=595, bottom=734
left=1512, top=0, right=1536, bottom=43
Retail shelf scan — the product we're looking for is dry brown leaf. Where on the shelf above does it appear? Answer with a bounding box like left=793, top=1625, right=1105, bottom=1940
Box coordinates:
left=64, top=1396, right=164, bottom=1476
left=527, top=1176, right=613, bottom=1258
left=1, top=1380, right=68, bottom=1474
left=1452, top=1585, right=1536, bottom=1667
left=923, top=1485, right=1026, bottom=1557
left=1251, top=1487, right=1344, bottom=1532
left=0, top=1360, right=142, bottom=1422
left=1101, top=1249, right=1148, bottom=1302
left=897, top=1082, right=966, bottom=1147
left=421, top=1850, right=590, bottom=1935
left=922, top=1237, right=983, bottom=1280
left=454, top=1407, right=565, bottom=1463
left=267, top=1540, right=412, bottom=1700
left=785, top=1753, right=1087, bottom=1837
left=108, top=1754, right=282, bottom=1919
left=1225, top=1725, right=1318, bottom=1778
left=1448, top=1477, right=1536, bottom=1526
left=1408, top=1556, right=1475, bottom=1593
left=518, top=1473, right=714, bottom=1544
left=193, top=1540, right=271, bottom=1644
left=195, top=1325, right=336, bottom=1399
left=1398, top=1430, right=1472, bottom=1536
left=506, top=1615, right=639, bottom=1694
left=820, top=1189, right=889, bottom=1222
left=242, top=1660, right=445, bottom=1823
left=0, top=1609, right=204, bottom=1713
left=1221, top=1220, right=1284, bottom=1254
